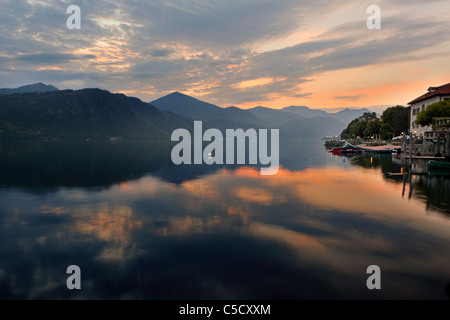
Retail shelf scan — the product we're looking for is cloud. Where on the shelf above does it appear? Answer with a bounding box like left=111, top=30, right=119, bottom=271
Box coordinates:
left=1, top=0, right=450, bottom=106
left=234, top=77, right=275, bottom=89
left=122, top=0, right=325, bottom=47
left=292, top=92, right=313, bottom=98
left=334, top=94, right=366, bottom=101
left=150, top=48, right=174, bottom=58
left=17, top=53, right=95, bottom=64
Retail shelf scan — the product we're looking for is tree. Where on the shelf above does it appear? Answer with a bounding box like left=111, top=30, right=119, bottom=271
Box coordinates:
left=381, top=106, right=408, bottom=135
left=341, top=118, right=374, bottom=139
left=341, top=126, right=351, bottom=139
left=360, top=112, right=377, bottom=121
left=380, top=123, right=394, bottom=140
left=355, top=121, right=367, bottom=137
left=340, top=105, right=410, bottom=141
left=364, top=119, right=381, bottom=137
left=415, top=100, right=450, bottom=126
left=341, top=119, right=360, bottom=139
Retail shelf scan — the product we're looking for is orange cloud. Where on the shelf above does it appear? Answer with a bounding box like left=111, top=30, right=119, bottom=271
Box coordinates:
left=233, top=187, right=274, bottom=205
left=234, top=77, right=274, bottom=89
left=75, top=204, right=142, bottom=260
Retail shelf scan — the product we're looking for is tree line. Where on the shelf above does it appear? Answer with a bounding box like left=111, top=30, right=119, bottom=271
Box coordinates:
left=341, top=106, right=409, bottom=140
left=341, top=100, right=450, bottom=140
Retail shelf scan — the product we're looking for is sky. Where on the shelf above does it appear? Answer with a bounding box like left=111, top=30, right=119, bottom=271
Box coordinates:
left=1, top=0, right=450, bottom=112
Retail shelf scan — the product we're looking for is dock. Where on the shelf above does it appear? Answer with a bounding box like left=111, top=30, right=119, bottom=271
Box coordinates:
left=356, top=144, right=401, bottom=154
left=357, top=144, right=400, bottom=150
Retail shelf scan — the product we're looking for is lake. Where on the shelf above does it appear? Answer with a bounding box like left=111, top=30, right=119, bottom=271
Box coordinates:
left=0, top=139, right=449, bottom=299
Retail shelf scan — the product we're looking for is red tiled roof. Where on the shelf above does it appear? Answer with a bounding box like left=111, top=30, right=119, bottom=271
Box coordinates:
left=408, top=83, right=450, bottom=105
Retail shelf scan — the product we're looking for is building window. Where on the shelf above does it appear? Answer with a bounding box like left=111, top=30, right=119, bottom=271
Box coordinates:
left=422, top=104, right=425, bottom=111
left=413, top=109, right=416, bottom=115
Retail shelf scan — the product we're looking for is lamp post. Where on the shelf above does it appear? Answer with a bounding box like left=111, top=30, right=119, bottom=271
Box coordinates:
left=409, top=130, right=413, bottom=168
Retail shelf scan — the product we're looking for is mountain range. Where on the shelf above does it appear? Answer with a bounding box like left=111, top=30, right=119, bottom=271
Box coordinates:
left=0, top=89, right=191, bottom=139
left=0, top=83, right=374, bottom=139
left=150, top=91, right=372, bottom=137
left=281, top=105, right=373, bottom=124
left=0, top=83, right=58, bottom=95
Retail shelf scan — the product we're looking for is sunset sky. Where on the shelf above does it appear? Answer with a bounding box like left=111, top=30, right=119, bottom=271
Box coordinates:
left=1, top=0, right=450, bottom=111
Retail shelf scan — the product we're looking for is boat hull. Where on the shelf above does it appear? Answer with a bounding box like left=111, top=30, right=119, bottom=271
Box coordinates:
left=428, top=160, right=450, bottom=170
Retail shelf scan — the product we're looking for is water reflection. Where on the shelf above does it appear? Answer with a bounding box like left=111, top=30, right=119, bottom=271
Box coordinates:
left=0, top=141, right=449, bottom=299
left=0, top=140, right=172, bottom=190
left=349, top=154, right=450, bottom=217
left=0, top=138, right=332, bottom=189
left=413, top=175, right=450, bottom=216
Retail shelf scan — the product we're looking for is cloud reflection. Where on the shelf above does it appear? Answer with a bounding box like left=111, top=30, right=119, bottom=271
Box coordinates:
left=75, top=203, right=143, bottom=261
left=1, top=161, right=450, bottom=299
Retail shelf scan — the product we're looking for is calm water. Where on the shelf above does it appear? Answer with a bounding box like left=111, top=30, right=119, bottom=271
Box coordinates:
left=0, top=139, right=449, bottom=300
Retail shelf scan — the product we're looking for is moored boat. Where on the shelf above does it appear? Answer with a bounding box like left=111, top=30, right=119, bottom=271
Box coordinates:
left=428, top=160, right=450, bottom=170
left=331, top=142, right=365, bottom=155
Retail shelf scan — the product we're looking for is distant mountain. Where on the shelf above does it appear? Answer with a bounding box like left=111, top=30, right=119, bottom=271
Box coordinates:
left=151, top=92, right=261, bottom=126
left=0, top=83, right=59, bottom=94
left=150, top=93, right=352, bottom=137
left=331, top=108, right=374, bottom=124
left=299, top=116, right=348, bottom=137
left=151, top=92, right=221, bottom=116
left=248, top=106, right=295, bottom=126
left=282, top=105, right=372, bottom=125
left=248, top=106, right=347, bottom=137
left=221, top=106, right=262, bottom=125
left=281, top=106, right=330, bottom=119
left=0, top=89, right=191, bottom=139
left=247, top=106, right=313, bottom=137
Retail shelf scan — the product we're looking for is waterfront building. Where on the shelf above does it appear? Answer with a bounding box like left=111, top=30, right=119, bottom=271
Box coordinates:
left=408, top=83, right=450, bottom=137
